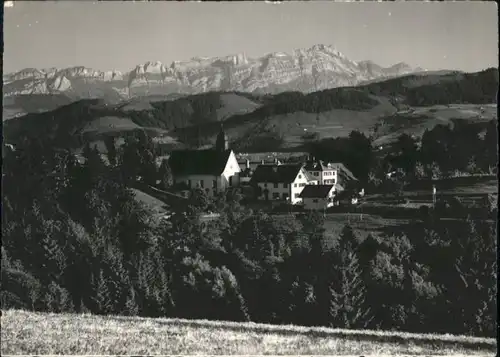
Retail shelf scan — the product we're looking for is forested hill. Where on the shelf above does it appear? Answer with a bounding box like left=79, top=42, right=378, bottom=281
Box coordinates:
left=3, top=68, right=497, bottom=152
left=223, top=67, right=499, bottom=123
left=2, top=92, right=263, bottom=150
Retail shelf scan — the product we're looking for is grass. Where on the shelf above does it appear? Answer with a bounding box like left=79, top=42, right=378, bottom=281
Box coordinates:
left=372, top=104, right=497, bottom=146
left=216, top=93, right=262, bottom=120
left=226, top=101, right=394, bottom=149
left=131, top=187, right=170, bottom=215
left=322, top=213, right=410, bottom=240
left=81, top=115, right=142, bottom=134
left=223, top=101, right=496, bottom=152
left=364, top=176, right=498, bottom=209
left=1, top=310, right=496, bottom=355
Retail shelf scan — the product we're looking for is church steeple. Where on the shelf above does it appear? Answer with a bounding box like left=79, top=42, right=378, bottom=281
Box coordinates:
left=215, top=122, right=229, bottom=151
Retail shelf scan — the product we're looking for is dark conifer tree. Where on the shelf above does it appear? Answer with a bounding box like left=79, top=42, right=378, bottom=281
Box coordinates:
left=328, top=226, right=371, bottom=329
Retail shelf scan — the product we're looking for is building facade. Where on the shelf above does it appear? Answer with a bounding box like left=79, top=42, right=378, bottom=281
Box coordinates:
left=303, top=158, right=357, bottom=186
left=251, top=164, right=318, bottom=204
left=299, top=184, right=337, bottom=210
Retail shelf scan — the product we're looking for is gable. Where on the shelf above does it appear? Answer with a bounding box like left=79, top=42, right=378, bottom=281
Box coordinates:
left=223, top=151, right=241, bottom=175
left=293, top=167, right=316, bottom=183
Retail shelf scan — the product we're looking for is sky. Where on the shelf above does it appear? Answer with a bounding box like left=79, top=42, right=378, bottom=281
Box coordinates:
left=3, top=1, right=498, bottom=74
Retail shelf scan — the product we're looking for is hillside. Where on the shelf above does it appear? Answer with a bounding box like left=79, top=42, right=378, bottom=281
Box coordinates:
left=3, top=68, right=497, bottom=152
left=182, top=68, right=499, bottom=150
left=2, top=92, right=263, bottom=151
left=2, top=94, right=75, bottom=120
left=1, top=310, right=496, bottom=355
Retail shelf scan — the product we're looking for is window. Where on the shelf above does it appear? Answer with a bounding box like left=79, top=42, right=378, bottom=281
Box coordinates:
left=295, top=193, right=300, bottom=198
left=274, top=183, right=278, bottom=189
left=200, top=180, right=204, bottom=188
left=300, top=183, right=306, bottom=187
left=273, top=193, right=280, bottom=200
left=283, top=183, right=288, bottom=188
left=212, top=180, right=217, bottom=189
left=313, top=199, right=319, bottom=203
left=294, top=183, right=298, bottom=187
left=229, top=176, right=233, bottom=186
left=298, top=175, right=302, bottom=179
left=264, top=183, right=268, bottom=188
left=282, top=193, right=289, bottom=200
left=188, top=179, right=192, bottom=187
left=313, top=172, right=319, bottom=176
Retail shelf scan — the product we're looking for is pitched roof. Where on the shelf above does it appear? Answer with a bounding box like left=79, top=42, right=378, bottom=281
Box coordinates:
left=299, top=184, right=335, bottom=198
left=303, top=159, right=329, bottom=171
left=169, top=149, right=232, bottom=176
left=250, top=164, right=303, bottom=184
left=303, top=170, right=317, bottom=182
left=303, top=159, right=357, bottom=181
left=329, top=163, right=357, bottom=181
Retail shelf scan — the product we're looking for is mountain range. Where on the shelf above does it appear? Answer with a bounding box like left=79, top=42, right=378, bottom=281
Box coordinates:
left=3, top=44, right=419, bottom=101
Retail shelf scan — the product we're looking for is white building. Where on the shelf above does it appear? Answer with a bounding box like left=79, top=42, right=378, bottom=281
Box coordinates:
left=168, top=125, right=240, bottom=197
left=299, top=184, right=338, bottom=210
left=303, top=158, right=357, bottom=186
left=250, top=164, right=318, bottom=204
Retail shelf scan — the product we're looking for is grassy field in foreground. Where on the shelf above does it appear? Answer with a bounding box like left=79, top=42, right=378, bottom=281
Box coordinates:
left=1, top=310, right=496, bottom=355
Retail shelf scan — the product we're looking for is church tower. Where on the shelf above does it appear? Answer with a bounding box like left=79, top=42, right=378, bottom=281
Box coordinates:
left=215, top=122, right=229, bottom=151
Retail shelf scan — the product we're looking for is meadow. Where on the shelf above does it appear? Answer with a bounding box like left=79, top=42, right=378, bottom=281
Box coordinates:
left=1, top=310, right=496, bottom=355
left=225, top=102, right=497, bottom=150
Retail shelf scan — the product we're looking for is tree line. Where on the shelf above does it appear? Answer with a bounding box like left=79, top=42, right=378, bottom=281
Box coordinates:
left=1, top=130, right=496, bottom=337
left=307, top=119, right=497, bottom=186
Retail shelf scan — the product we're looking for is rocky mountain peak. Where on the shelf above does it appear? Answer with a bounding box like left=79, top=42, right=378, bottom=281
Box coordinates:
left=3, top=44, right=418, bottom=99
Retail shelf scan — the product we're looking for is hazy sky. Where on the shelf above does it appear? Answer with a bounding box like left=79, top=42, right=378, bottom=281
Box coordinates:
left=3, top=1, right=498, bottom=74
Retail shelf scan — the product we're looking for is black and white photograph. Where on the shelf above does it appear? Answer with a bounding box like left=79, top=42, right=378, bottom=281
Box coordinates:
left=1, top=0, right=498, bottom=355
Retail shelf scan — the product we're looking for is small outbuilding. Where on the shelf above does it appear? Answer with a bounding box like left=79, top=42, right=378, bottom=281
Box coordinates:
left=299, top=184, right=337, bottom=210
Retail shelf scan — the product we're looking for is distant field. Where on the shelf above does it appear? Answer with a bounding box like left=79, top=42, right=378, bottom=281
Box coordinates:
left=117, top=94, right=190, bottom=111
left=273, top=212, right=409, bottom=243
left=2, top=94, right=75, bottom=120
left=216, top=93, right=262, bottom=120
left=365, top=177, right=498, bottom=206
left=323, top=213, right=409, bottom=242
left=81, top=116, right=142, bottom=134
left=227, top=100, right=395, bottom=149
left=1, top=310, right=495, bottom=355
left=224, top=101, right=496, bottom=151
left=373, top=104, right=497, bottom=146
